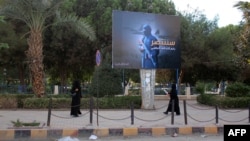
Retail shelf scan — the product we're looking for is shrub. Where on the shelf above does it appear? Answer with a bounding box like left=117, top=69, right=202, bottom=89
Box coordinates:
left=128, top=89, right=140, bottom=95
left=23, top=98, right=50, bottom=109
left=0, top=94, right=17, bottom=109
left=0, top=94, right=142, bottom=109
left=225, top=82, right=250, bottom=97
left=11, top=119, right=40, bottom=127
left=88, top=65, right=123, bottom=97
left=197, top=94, right=250, bottom=108
left=197, top=94, right=218, bottom=105
left=91, top=96, right=141, bottom=109
left=195, top=81, right=206, bottom=95
left=0, top=94, right=34, bottom=108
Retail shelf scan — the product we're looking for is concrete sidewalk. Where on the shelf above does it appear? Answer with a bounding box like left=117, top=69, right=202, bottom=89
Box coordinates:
left=0, top=100, right=249, bottom=140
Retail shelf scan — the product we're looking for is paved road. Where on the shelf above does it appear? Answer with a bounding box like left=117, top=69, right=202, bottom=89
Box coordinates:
left=11, top=134, right=223, bottom=141
left=73, top=134, right=223, bottom=141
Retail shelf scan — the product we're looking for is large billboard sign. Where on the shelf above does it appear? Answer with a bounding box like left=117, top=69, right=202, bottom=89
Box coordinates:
left=112, top=10, right=181, bottom=69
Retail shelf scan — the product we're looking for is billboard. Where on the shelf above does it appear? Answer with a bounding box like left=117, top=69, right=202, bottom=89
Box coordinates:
left=112, top=10, right=181, bottom=69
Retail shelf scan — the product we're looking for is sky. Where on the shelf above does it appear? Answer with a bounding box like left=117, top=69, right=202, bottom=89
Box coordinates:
left=172, top=0, right=250, bottom=27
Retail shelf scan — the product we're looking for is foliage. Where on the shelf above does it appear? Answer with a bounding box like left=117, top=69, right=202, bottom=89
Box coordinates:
left=0, top=21, right=28, bottom=86
left=0, top=43, right=9, bottom=48
left=11, top=119, right=40, bottom=127
left=0, top=16, right=4, bottom=22
left=197, top=94, right=250, bottom=108
left=195, top=81, right=206, bottom=95
left=179, top=7, right=218, bottom=69
left=205, top=26, right=240, bottom=82
left=196, top=94, right=218, bottom=105
left=233, top=1, right=250, bottom=69
left=0, top=94, right=34, bottom=109
left=88, top=52, right=123, bottom=97
left=0, top=0, right=96, bottom=97
left=225, top=82, right=250, bottom=97
left=0, top=94, right=17, bottom=108
left=156, top=69, right=174, bottom=84
left=243, top=75, right=250, bottom=86
left=2, top=93, right=250, bottom=109
left=23, top=98, right=50, bottom=109
left=11, top=119, right=23, bottom=127
left=179, top=7, right=240, bottom=85
left=128, top=89, right=141, bottom=95
left=4, top=95, right=141, bottom=109
left=43, top=0, right=98, bottom=86
left=0, top=93, right=141, bottom=109
left=93, top=96, right=141, bottom=109
left=1, top=0, right=250, bottom=93
left=44, top=23, right=96, bottom=85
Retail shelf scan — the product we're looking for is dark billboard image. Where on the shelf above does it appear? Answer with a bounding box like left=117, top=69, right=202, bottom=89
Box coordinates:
left=112, top=10, right=181, bottom=69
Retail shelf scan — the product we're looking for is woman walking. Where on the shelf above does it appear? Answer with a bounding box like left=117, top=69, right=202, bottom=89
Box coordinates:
left=163, top=83, right=180, bottom=115
left=70, top=80, right=82, bottom=117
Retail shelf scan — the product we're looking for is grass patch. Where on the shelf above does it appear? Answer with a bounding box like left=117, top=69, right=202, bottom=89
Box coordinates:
left=11, top=119, right=40, bottom=127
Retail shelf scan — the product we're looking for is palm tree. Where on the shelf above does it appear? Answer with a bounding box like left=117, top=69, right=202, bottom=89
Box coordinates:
left=234, top=1, right=250, bottom=21
left=0, top=0, right=96, bottom=97
left=233, top=1, right=250, bottom=69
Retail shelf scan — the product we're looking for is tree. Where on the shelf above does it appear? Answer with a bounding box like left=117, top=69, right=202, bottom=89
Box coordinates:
left=0, top=20, right=28, bottom=87
left=43, top=0, right=96, bottom=86
left=89, top=49, right=123, bottom=97
left=183, top=25, right=240, bottom=84
left=0, top=0, right=95, bottom=97
left=233, top=1, right=250, bottom=69
left=205, top=25, right=240, bottom=82
left=156, top=69, right=174, bottom=84
left=178, top=7, right=218, bottom=85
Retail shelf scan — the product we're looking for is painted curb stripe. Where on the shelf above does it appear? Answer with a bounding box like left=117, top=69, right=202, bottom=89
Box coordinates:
left=0, top=126, right=222, bottom=140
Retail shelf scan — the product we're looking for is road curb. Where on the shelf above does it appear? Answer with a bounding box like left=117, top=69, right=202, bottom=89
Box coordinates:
left=0, top=126, right=223, bottom=140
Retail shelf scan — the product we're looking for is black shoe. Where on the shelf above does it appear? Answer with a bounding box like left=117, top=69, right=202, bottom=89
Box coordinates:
left=163, top=112, right=168, bottom=115
left=176, top=113, right=180, bottom=116
left=78, top=111, right=82, bottom=115
left=72, top=115, right=78, bottom=117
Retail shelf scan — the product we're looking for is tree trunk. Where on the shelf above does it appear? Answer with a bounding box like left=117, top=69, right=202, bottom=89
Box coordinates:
left=26, top=30, right=45, bottom=97
left=140, top=69, right=155, bottom=109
